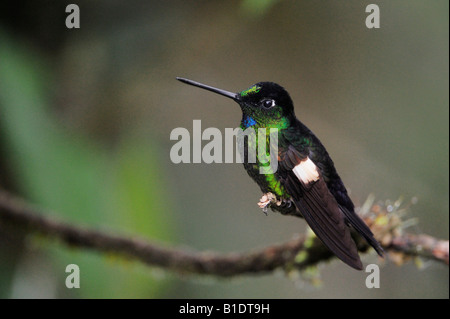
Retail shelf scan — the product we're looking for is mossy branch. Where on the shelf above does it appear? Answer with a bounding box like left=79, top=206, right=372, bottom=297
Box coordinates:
left=0, top=189, right=447, bottom=278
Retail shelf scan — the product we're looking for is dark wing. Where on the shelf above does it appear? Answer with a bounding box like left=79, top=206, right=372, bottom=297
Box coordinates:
left=339, top=202, right=384, bottom=257
left=325, top=174, right=384, bottom=257
left=280, top=145, right=363, bottom=270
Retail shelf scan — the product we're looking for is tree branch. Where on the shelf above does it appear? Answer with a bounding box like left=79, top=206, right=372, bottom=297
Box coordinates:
left=0, top=189, right=447, bottom=278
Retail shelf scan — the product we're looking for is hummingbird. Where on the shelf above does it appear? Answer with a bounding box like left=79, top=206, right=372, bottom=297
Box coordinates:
left=176, top=77, right=383, bottom=270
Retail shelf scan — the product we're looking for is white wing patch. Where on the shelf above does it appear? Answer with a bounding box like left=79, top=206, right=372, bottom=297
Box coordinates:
left=292, top=157, right=320, bottom=185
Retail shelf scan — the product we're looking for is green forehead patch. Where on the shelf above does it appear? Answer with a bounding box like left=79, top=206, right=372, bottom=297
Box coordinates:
left=240, top=85, right=261, bottom=97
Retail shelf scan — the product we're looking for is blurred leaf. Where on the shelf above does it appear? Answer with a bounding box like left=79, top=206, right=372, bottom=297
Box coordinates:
left=0, top=30, right=175, bottom=298
left=240, top=0, right=278, bottom=17
left=111, top=134, right=174, bottom=242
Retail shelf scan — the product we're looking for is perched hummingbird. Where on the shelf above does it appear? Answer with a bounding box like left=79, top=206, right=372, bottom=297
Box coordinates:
left=176, top=77, right=383, bottom=270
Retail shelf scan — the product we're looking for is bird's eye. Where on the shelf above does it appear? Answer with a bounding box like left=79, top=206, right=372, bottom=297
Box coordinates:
left=262, top=99, right=275, bottom=109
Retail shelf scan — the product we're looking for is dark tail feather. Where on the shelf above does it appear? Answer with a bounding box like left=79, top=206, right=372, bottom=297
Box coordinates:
left=285, top=175, right=364, bottom=270
left=340, top=206, right=384, bottom=257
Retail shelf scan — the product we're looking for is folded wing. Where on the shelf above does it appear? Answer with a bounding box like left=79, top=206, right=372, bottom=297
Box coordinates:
left=280, top=145, right=363, bottom=270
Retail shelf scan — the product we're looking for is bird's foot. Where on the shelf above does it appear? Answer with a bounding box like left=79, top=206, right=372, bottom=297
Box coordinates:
left=257, top=192, right=283, bottom=215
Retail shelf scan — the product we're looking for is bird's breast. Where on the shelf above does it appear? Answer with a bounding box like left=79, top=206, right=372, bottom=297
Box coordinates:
left=241, top=134, right=289, bottom=198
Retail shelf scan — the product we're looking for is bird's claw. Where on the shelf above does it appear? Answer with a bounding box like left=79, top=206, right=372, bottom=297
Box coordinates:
left=257, top=192, right=284, bottom=215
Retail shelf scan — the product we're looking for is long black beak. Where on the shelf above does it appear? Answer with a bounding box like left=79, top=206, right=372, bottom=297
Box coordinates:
left=176, top=77, right=239, bottom=101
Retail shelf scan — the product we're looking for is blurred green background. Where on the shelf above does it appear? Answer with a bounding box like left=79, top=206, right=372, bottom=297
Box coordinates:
left=0, top=0, right=448, bottom=298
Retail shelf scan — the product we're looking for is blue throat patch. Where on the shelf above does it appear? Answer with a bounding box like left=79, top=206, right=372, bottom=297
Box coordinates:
left=242, top=115, right=257, bottom=128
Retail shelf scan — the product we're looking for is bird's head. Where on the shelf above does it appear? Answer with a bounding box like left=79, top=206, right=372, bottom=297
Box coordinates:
left=177, top=77, right=295, bottom=129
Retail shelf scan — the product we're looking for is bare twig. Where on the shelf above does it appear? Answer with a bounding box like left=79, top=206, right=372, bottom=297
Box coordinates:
left=0, top=189, right=447, bottom=278
left=391, top=234, right=449, bottom=265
